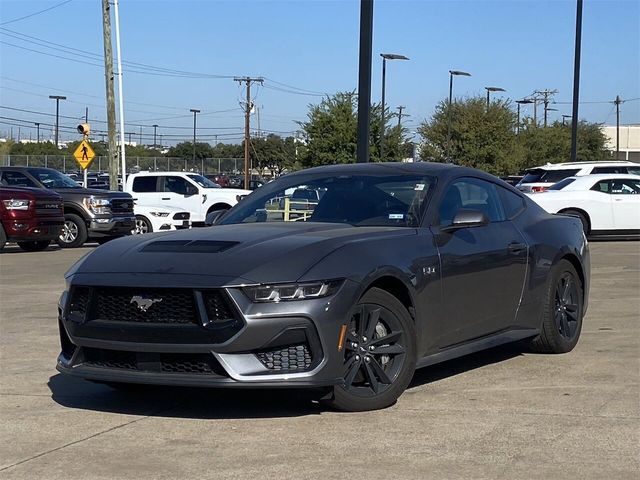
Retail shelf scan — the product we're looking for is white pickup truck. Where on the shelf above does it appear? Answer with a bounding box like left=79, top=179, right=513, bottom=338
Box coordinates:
left=125, top=172, right=251, bottom=226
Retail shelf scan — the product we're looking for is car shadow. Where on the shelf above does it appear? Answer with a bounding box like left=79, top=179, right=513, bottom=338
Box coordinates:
left=48, top=343, right=525, bottom=419
left=0, top=244, right=63, bottom=254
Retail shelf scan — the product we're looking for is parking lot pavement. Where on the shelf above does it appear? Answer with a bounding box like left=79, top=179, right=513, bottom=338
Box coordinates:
left=0, top=241, right=638, bottom=480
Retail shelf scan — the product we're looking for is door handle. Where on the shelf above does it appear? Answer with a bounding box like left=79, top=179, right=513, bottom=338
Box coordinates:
left=508, top=242, right=527, bottom=253
left=161, top=197, right=170, bottom=200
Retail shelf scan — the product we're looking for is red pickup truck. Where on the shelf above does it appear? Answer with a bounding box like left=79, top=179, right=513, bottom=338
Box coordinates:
left=0, top=186, right=65, bottom=251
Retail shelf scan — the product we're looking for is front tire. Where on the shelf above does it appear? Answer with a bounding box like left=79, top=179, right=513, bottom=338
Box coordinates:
left=132, top=215, right=153, bottom=235
left=0, top=224, right=6, bottom=251
left=327, top=287, right=416, bottom=412
left=529, top=259, right=584, bottom=354
left=17, top=240, right=50, bottom=252
left=57, top=213, right=88, bottom=248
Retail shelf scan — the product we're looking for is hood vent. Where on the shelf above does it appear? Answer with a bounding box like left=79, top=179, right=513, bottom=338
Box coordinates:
left=141, top=240, right=239, bottom=253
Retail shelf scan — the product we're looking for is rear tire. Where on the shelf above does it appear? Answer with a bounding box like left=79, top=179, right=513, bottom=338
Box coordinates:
left=17, top=240, right=50, bottom=252
left=57, top=213, right=88, bottom=248
left=529, top=259, right=584, bottom=354
left=132, top=215, right=153, bottom=235
left=562, top=209, right=589, bottom=236
left=326, top=287, right=416, bottom=412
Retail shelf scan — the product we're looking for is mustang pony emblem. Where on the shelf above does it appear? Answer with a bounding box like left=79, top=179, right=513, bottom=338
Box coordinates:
left=130, top=295, right=163, bottom=312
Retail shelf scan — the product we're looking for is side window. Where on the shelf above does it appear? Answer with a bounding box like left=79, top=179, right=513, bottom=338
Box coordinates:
left=1, top=171, right=37, bottom=188
left=610, top=178, right=640, bottom=195
left=590, top=180, right=610, bottom=193
left=163, top=176, right=190, bottom=195
left=132, top=176, right=158, bottom=193
left=497, top=186, right=525, bottom=219
left=438, top=178, right=505, bottom=225
left=592, top=166, right=624, bottom=174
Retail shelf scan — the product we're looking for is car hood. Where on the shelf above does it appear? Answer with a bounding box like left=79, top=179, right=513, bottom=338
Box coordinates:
left=53, top=187, right=131, bottom=198
left=71, top=222, right=415, bottom=285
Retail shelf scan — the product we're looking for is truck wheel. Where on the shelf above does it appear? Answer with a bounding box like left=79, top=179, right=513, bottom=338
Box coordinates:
left=133, top=215, right=152, bottom=235
left=0, top=224, right=6, bottom=251
left=17, top=240, right=51, bottom=252
left=57, top=214, right=88, bottom=248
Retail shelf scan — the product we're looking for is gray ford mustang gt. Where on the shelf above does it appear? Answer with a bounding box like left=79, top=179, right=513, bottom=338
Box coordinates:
left=57, top=162, right=590, bottom=411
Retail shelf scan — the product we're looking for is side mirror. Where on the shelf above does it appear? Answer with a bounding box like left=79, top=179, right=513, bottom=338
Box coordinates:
left=442, top=209, right=489, bottom=232
left=205, top=209, right=228, bottom=226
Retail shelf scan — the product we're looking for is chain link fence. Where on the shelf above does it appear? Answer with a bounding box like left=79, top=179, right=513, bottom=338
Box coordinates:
left=1, top=156, right=244, bottom=176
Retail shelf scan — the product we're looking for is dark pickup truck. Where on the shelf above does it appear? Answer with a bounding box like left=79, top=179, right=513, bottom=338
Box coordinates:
left=0, top=167, right=135, bottom=248
left=0, top=186, right=64, bottom=251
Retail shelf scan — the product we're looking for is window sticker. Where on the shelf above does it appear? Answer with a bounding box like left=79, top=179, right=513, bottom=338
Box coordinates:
left=389, top=214, right=404, bottom=220
left=415, top=184, right=425, bottom=191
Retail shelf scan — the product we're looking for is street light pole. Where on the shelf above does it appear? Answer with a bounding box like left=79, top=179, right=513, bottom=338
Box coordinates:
left=49, top=95, right=66, bottom=148
left=570, top=0, right=583, bottom=162
left=190, top=109, right=200, bottom=169
left=379, top=53, right=409, bottom=161
left=515, top=99, right=533, bottom=135
left=152, top=124, right=158, bottom=149
left=485, top=86, right=506, bottom=108
left=35, top=123, right=40, bottom=143
left=562, top=115, right=571, bottom=126
left=446, top=70, right=471, bottom=161
left=356, top=0, right=374, bottom=164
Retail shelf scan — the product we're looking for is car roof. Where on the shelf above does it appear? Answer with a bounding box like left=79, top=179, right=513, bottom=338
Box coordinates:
left=527, top=161, right=639, bottom=170
left=129, top=171, right=195, bottom=176
left=567, top=173, right=640, bottom=182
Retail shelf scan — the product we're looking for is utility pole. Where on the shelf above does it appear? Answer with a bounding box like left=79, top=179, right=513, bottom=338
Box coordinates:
left=35, top=122, right=40, bottom=143
left=49, top=95, right=66, bottom=148
left=614, top=95, right=622, bottom=159
left=139, top=125, right=143, bottom=146
left=534, top=89, right=558, bottom=127
left=397, top=105, right=406, bottom=128
left=152, top=124, right=158, bottom=149
left=190, top=108, right=200, bottom=169
left=127, top=132, right=133, bottom=145
left=233, top=77, right=263, bottom=188
left=101, top=0, right=118, bottom=190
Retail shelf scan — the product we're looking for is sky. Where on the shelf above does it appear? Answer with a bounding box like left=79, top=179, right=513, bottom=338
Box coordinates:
left=0, top=0, right=638, bottom=146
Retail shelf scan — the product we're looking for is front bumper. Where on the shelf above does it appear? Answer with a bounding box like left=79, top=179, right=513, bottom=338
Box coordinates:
left=56, top=277, right=359, bottom=388
left=5, top=218, right=64, bottom=241
left=89, top=216, right=136, bottom=236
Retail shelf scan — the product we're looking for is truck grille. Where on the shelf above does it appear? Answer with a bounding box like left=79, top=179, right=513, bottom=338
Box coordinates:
left=110, top=198, right=134, bottom=214
left=93, top=287, right=198, bottom=324
left=35, top=200, right=63, bottom=216
left=256, top=344, right=313, bottom=372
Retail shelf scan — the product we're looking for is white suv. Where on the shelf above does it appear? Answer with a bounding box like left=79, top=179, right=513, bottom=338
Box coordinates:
left=125, top=172, right=251, bottom=225
left=516, top=161, right=640, bottom=193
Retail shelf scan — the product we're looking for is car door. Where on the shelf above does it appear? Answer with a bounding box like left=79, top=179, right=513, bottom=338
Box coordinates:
left=430, top=177, right=528, bottom=348
left=160, top=176, right=204, bottom=222
left=130, top=175, right=163, bottom=206
left=587, top=179, right=616, bottom=230
left=609, top=178, right=640, bottom=230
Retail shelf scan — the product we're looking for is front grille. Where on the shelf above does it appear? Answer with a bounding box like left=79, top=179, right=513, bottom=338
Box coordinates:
left=172, top=212, right=189, bottom=220
left=84, top=348, right=137, bottom=370
left=68, top=287, right=91, bottom=322
left=81, top=348, right=225, bottom=376
left=35, top=200, right=63, bottom=216
left=256, top=344, right=313, bottom=372
left=110, top=198, right=134, bottom=214
left=93, top=287, right=198, bottom=324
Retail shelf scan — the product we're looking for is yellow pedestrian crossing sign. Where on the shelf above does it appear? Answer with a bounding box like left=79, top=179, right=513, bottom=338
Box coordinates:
left=73, top=140, right=96, bottom=170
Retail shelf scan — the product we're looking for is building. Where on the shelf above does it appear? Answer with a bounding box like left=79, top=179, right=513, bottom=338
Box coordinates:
left=601, top=125, right=640, bottom=161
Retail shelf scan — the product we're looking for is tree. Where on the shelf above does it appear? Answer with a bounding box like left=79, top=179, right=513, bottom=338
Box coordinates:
left=417, top=97, right=522, bottom=176
left=517, top=120, right=610, bottom=167
left=10, top=141, right=62, bottom=155
left=249, top=134, right=297, bottom=176
left=299, top=92, right=407, bottom=167
left=211, top=142, right=243, bottom=159
left=167, top=141, right=213, bottom=161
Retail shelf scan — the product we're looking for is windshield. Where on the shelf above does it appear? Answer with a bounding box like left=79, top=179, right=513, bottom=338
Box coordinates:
left=548, top=178, right=576, bottom=190
left=31, top=168, right=81, bottom=189
left=220, top=172, right=436, bottom=227
left=188, top=174, right=220, bottom=188
left=521, top=168, right=580, bottom=184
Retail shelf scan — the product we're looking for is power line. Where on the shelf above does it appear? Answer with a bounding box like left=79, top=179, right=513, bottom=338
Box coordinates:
left=0, top=0, right=73, bottom=26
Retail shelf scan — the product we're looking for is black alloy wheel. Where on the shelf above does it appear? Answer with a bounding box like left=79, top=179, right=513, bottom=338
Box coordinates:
left=17, top=240, right=51, bottom=252
left=530, top=259, right=583, bottom=353
left=328, top=287, right=416, bottom=411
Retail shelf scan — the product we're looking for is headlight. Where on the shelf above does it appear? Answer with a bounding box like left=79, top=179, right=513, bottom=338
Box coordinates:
left=243, top=280, right=342, bottom=303
left=149, top=211, right=170, bottom=217
left=2, top=199, right=31, bottom=210
left=82, top=196, right=110, bottom=214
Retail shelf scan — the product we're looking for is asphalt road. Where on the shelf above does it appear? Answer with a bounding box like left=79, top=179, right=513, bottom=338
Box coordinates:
left=0, top=241, right=638, bottom=479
